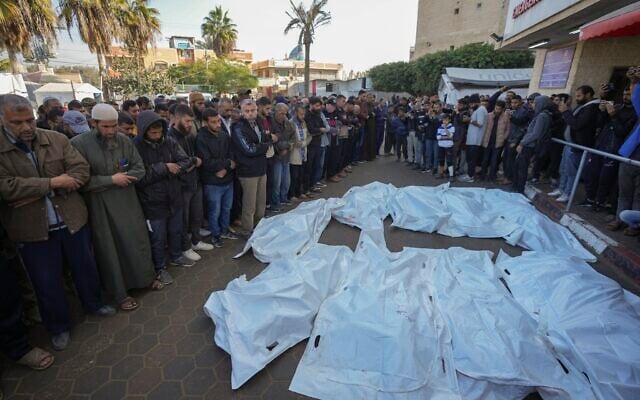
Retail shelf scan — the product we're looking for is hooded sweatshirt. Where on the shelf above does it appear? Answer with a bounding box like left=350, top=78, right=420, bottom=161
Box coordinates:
left=134, top=110, right=193, bottom=219
left=520, top=96, right=552, bottom=149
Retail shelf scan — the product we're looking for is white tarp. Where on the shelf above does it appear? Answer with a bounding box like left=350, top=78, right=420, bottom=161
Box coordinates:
left=205, top=182, right=640, bottom=399
left=496, top=252, right=640, bottom=400
left=290, top=233, right=461, bottom=399
left=330, top=181, right=396, bottom=230
left=234, top=198, right=339, bottom=263
left=205, top=244, right=353, bottom=389
left=388, top=184, right=594, bottom=261
left=291, top=232, right=594, bottom=399
left=0, top=73, right=28, bottom=97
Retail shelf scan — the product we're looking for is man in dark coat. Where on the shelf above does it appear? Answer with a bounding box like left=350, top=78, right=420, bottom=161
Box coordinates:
left=231, top=99, right=276, bottom=236
left=196, top=108, right=237, bottom=247
left=167, top=104, right=213, bottom=260
left=134, top=110, right=195, bottom=283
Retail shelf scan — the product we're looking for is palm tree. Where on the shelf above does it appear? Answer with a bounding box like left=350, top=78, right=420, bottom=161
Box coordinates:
left=0, top=0, right=57, bottom=73
left=58, top=0, right=117, bottom=93
left=116, top=0, right=161, bottom=61
left=284, top=0, right=331, bottom=97
left=201, top=6, right=237, bottom=58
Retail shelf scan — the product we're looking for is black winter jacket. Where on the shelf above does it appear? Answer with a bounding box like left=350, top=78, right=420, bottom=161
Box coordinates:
left=305, top=110, right=325, bottom=147
left=195, top=126, right=234, bottom=185
left=134, top=111, right=192, bottom=219
left=230, top=117, right=272, bottom=178
left=167, top=126, right=199, bottom=191
left=562, top=101, right=600, bottom=150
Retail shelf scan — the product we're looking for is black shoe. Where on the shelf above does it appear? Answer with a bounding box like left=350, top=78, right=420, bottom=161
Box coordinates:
left=578, top=198, right=595, bottom=207
left=220, top=232, right=238, bottom=240
left=211, top=236, right=223, bottom=248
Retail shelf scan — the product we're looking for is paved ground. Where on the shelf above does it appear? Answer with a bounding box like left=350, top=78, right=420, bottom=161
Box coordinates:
left=1, top=155, right=629, bottom=399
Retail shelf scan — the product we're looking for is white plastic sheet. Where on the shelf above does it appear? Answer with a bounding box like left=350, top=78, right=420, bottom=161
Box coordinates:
left=290, top=233, right=461, bottom=399
left=234, top=198, right=339, bottom=263
left=388, top=184, right=594, bottom=261
left=203, top=182, right=635, bottom=399
left=424, top=249, right=595, bottom=399
left=204, top=244, right=353, bottom=389
left=496, top=252, right=640, bottom=400
left=330, top=181, right=396, bottom=230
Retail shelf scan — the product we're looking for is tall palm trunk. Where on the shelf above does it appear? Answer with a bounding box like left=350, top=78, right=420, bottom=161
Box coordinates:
left=304, top=41, right=311, bottom=97
left=96, top=52, right=109, bottom=100
left=7, top=49, right=24, bottom=74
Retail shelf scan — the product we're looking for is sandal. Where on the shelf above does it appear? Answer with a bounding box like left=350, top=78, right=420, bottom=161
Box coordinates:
left=17, top=347, right=54, bottom=371
left=119, top=297, right=138, bottom=311
left=150, top=279, right=165, bottom=291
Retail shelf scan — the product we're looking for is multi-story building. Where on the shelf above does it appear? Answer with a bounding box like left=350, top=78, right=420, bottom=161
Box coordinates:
left=251, top=45, right=343, bottom=95
left=105, top=36, right=253, bottom=71
left=411, top=0, right=508, bottom=59
left=497, top=0, right=639, bottom=100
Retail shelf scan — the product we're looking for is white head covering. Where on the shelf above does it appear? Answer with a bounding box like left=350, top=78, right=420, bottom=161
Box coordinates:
left=91, top=103, right=118, bottom=121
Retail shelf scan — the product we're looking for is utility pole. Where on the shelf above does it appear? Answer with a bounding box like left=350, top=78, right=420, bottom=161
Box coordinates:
left=70, top=80, right=77, bottom=100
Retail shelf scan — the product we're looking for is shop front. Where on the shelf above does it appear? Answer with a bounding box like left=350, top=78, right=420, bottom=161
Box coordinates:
left=499, top=0, right=640, bottom=101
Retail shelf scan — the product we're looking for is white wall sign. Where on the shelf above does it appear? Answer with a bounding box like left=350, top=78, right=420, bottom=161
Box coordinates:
left=504, top=0, right=581, bottom=39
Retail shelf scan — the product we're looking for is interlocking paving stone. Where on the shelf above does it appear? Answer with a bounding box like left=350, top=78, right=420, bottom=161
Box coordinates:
left=146, top=381, right=183, bottom=400
left=72, top=367, right=109, bottom=394
left=128, top=334, right=158, bottom=355
left=95, top=343, right=128, bottom=366
left=182, top=368, right=215, bottom=395
left=162, top=356, right=195, bottom=380
left=91, top=381, right=127, bottom=400
left=111, top=355, right=144, bottom=380
left=113, top=324, right=143, bottom=344
left=157, top=325, right=187, bottom=344
left=142, top=316, right=171, bottom=335
left=143, top=344, right=176, bottom=368
left=175, top=334, right=206, bottom=355
left=127, top=367, right=162, bottom=395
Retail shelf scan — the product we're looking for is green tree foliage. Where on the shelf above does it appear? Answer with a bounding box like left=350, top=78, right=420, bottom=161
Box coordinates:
left=201, top=6, right=238, bottom=57
left=0, top=58, right=10, bottom=72
left=167, top=59, right=257, bottom=95
left=104, top=57, right=174, bottom=99
left=369, top=43, right=535, bottom=95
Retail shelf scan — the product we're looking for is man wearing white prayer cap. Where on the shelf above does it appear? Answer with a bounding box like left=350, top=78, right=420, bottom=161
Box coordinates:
left=70, top=102, right=164, bottom=312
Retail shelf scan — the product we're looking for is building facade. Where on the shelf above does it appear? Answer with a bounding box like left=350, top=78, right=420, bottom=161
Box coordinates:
left=105, top=36, right=253, bottom=71
left=251, top=58, right=343, bottom=96
left=498, top=0, right=639, bottom=100
left=411, top=0, right=508, bottom=59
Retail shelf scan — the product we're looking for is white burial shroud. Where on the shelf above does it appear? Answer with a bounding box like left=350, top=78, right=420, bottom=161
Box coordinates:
left=203, top=182, right=639, bottom=399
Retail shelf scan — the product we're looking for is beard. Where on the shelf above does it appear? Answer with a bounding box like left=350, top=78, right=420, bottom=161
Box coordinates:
left=99, top=133, right=118, bottom=150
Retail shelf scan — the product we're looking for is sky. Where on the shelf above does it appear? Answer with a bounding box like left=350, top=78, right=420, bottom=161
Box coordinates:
left=51, top=0, right=418, bottom=73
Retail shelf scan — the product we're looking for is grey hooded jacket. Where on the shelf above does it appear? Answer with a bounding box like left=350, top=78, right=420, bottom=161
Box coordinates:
left=520, top=96, right=552, bottom=148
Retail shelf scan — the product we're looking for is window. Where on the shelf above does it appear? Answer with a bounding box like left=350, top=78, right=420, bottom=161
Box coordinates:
left=454, top=8, right=459, bottom=14
left=450, top=45, right=455, bottom=51
left=477, top=2, right=482, bottom=8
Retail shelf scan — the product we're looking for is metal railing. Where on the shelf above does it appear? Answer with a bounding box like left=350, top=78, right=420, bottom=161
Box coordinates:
left=550, top=138, right=640, bottom=212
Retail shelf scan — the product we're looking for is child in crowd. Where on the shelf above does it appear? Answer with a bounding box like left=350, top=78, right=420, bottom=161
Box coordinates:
left=436, top=113, right=455, bottom=180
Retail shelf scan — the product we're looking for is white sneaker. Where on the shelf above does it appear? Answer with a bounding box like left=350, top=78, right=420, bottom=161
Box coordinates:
left=183, top=249, right=201, bottom=261
left=192, top=241, right=214, bottom=251
left=556, top=194, right=569, bottom=203
left=548, top=189, right=562, bottom=197
left=458, top=174, right=470, bottom=182
left=199, top=229, right=211, bottom=237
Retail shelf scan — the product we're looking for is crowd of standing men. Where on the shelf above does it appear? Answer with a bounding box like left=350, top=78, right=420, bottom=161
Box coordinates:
left=0, top=89, right=385, bottom=372
left=383, top=66, right=640, bottom=237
